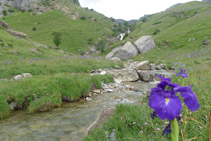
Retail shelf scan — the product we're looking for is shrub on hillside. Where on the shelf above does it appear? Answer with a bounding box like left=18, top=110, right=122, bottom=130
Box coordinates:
left=32, top=27, right=37, bottom=31
left=3, top=10, right=7, bottom=16
left=80, top=16, right=86, bottom=20
left=52, top=32, right=62, bottom=47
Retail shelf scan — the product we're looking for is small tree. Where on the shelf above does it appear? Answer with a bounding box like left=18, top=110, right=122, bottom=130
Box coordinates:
left=52, top=32, right=61, bottom=47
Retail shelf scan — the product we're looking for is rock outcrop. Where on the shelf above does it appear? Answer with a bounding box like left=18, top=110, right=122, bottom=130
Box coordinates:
left=107, top=68, right=139, bottom=82
left=115, top=42, right=138, bottom=60
left=134, top=36, right=155, bottom=54
left=105, top=47, right=120, bottom=59
left=8, top=29, right=27, bottom=38
left=105, top=36, right=156, bottom=61
left=0, top=20, right=10, bottom=29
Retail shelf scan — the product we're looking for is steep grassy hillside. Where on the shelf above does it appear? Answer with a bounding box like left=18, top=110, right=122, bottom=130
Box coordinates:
left=1, top=1, right=118, bottom=54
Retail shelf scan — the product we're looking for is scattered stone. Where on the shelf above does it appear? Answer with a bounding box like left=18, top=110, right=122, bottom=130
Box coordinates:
left=86, top=97, right=92, bottom=101
left=100, top=71, right=107, bottom=75
left=134, top=36, right=155, bottom=54
left=22, top=73, right=32, bottom=78
left=9, top=102, right=17, bottom=110
left=107, top=89, right=113, bottom=92
left=14, top=75, right=23, bottom=80
left=30, top=48, right=40, bottom=53
left=150, top=64, right=156, bottom=70
left=35, top=43, right=48, bottom=49
left=203, top=40, right=210, bottom=45
left=110, top=57, right=121, bottom=62
left=93, top=89, right=101, bottom=94
left=114, top=65, right=121, bottom=69
left=114, top=78, right=122, bottom=84
left=156, top=65, right=162, bottom=70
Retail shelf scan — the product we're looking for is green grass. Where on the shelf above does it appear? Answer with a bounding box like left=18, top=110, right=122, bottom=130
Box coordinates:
left=0, top=73, right=114, bottom=118
left=2, top=10, right=114, bottom=53
left=0, top=28, right=123, bottom=79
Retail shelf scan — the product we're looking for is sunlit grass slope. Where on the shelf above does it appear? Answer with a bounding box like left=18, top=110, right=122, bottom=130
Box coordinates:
left=2, top=9, right=114, bottom=53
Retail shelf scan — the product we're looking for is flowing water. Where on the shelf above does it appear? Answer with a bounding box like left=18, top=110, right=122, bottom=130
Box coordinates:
left=0, top=82, right=156, bottom=141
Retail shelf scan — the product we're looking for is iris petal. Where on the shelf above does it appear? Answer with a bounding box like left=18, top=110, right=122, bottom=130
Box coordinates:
left=148, top=87, right=164, bottom=111
left=174, top=86, right=200, bottom=111
left=157, top=95, right=182, bottom=120
left=149, top=88, right=182, bottom=120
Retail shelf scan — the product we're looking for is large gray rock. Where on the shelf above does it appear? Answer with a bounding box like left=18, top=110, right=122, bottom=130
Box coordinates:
left=135, top=36, right=155, bottom=54
left=115, top=42, right=138, bottom=60
left=105, top=47, right=120, bottom=59
left=138, top=71, right=151, bottom=82
left=107, top=68, right=139, bottom=82
left=138, top=70, right=174, bottom=82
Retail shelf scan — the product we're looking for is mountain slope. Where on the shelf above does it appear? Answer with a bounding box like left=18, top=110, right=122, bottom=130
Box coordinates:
left=1, top=0, right=119, bottom=54
left=111, top=1, right=211, bottom=64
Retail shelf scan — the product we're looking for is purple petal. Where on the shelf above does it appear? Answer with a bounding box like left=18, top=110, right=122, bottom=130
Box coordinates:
left=176, top=72, right=181, bottom=77
left=148, top=87, right=164, bottom=111
left=157, top=95, right=182, bottom=120
left=157, top=81, right=168, bottom=89
left=174, top=86, right=200, bottom=111
left=149, top=88, right=182, bottom=120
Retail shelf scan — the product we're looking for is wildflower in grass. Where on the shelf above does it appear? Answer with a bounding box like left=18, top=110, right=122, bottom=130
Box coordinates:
left=148, top=75, right=200, bottom=139
left=149, top=75, right=199, bottom=120
left=140, top=131, right=143, bottom=134
left=176, top=69, right=188, bottom=78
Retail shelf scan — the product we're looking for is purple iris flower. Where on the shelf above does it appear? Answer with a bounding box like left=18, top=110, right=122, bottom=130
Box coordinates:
left=148, top=76, right=200, bottom=121
left=176, top=69, right=188, bottom=78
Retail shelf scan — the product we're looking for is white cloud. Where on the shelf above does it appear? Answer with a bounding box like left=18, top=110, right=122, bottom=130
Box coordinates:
left=79, top=0, right=201, bottom=20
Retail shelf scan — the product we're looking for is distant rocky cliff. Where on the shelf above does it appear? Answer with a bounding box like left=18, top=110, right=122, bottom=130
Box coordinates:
left=0, top=0, right=80, bottom=17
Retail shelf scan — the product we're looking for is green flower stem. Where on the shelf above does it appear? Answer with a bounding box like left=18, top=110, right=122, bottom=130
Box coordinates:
left=171, top=118, right=179, bottom=141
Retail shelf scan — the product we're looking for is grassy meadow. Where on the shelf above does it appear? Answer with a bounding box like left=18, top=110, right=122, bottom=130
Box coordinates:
left=85, top=1, right=211, bottom=140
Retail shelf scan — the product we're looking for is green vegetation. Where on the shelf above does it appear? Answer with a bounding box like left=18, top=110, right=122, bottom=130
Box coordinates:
left=2, top=10, right=115, bottom=53
left=0, top=73, right=114, bottom=118
left=52, top=32, right=62, bottom=47
left=0, top=24, right=121, bottom=118
left=85, top=1, right=211, bottom=140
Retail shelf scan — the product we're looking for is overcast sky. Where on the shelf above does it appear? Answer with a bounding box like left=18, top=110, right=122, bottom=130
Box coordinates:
left=79, top=0, right=201, bottom=20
